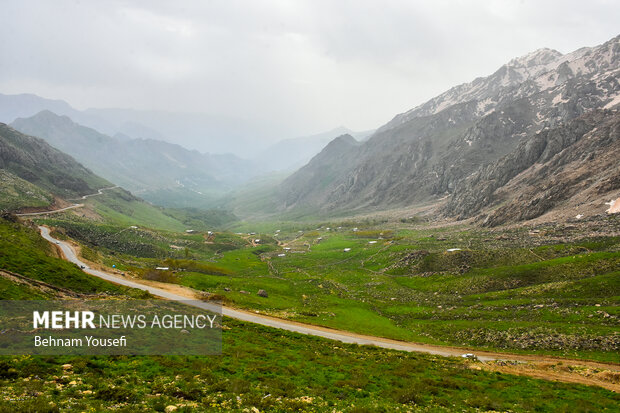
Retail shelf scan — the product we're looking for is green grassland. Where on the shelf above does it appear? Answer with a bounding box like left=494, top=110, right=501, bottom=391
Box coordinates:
left=0, top=169, right=54, bottom=212
left=0, top=217, right=148, bottom=298
left=40, top=211, right=620, bottom=362
left=1, top=215, right=619, bottom=411
left=85, top=188, right=189, bottom=232
left=1, top=320, right=619, bottom=412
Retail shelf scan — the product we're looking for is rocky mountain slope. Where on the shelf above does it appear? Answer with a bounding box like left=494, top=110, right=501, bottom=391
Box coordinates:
left=446, top=109, right=620, bottom=225
left=278, top=34, right=620, bottom=222
left=0, top=123, right=109, bottom=199
left=11, top=111, right=255, bottom=208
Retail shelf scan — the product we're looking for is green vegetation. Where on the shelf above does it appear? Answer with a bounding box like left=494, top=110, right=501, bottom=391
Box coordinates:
left=87, top=188, right=188, bottom=232
left=0, top=217, right=146, bottom=298
left=2, top=206, right=619, bottom=411
left=47, top=213, right=620, bottom=362
left=140, top=187, right=224, bottom=210
left=162, top=207, right=238, bottom=230
left=0, top=169, right=53, bottom=212
left=1, top=319, right=618, bottom=412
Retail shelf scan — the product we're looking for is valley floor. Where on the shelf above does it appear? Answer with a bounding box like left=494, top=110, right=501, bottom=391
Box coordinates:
left=35, top=219, right=620, bottom=393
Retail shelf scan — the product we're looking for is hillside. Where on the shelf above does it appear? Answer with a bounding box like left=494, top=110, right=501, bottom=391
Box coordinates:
left=11, top=110, right=255, bottom=208
left=0, top=216, right=144, bottom=298
left=0, top=169, right=54, bottom=212
left=446, top=109, right=620, bottom=224
left=0, top=123, right=110, bottom=199
left=0, top=120, right=234, bottom=231
left=279, top=134, right=362, bottom=214
left=277, top=34, right=620, bottom=221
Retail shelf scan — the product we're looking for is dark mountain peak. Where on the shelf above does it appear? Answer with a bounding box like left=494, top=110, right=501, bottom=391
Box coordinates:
left=309, top=134, right=360, bottom=164
left=326, top=133, right=358, bottom=148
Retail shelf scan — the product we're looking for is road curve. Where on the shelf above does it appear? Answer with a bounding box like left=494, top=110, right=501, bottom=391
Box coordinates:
left=17, top=186, right=118, bottom=217
left=17, top=203, right=85, bottom=217
left=38, top=226, right=557, bottom=362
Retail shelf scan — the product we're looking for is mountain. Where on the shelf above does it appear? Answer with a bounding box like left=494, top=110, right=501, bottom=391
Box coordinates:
left=81, top=107, right=270, bottom=158
left=0, top=93, right=76, bottom=124
left=0, top=122, right=110, bottom=199
left=279, top=134, right=362, bottom=212
left=254, top=127, right=375, bottom=172
left=0, top=93, right=283, bottom=158
left=0, top=93, right=121, bottom=138
left=445, top=109, right=620, bottom=225
left=0, top=119, right=229, bottom=230
left=277, top=34, right=620, bottom=221
left=10, top=111, right=257, bottom=208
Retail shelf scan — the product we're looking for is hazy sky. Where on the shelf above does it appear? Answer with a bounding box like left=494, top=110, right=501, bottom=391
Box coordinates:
left=1, top=0, right=618, bottom=143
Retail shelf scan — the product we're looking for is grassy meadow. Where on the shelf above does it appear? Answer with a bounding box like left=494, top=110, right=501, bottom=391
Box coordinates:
left=2, top=319, right=619, bottom=412
left=37, top=210, right=620, bottom=363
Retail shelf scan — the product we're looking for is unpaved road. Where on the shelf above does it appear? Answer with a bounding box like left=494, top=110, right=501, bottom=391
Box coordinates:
left=17, top=203, right=85, bottom=217
left=39, top=226, right=620, bottom=391
left=16, top=186, right=117, bottom=217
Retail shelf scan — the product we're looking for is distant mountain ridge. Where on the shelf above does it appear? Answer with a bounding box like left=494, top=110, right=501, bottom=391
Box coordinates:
left=0, top=123, right=109, bottom=199
left=10, top=111, right=256, bottom=208
left=277, top=34, right=620, bottom=222
left=0, top=93, right=283, bottom=157
left=254, top=127, right=374, bottom=172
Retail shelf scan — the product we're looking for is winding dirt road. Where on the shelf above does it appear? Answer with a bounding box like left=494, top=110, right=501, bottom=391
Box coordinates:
left=16, top=186, right=117, bottom=217
left=38, top=226, right=620, bottom=391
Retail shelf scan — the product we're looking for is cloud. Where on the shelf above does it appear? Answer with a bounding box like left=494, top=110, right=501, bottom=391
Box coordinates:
left=0, top=0, right=618, bottom=153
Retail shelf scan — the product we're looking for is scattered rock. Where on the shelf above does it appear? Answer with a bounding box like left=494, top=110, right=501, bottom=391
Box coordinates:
left=165, top=406, right=178, bottom=413
left=257, top=289, right=268, bottom=298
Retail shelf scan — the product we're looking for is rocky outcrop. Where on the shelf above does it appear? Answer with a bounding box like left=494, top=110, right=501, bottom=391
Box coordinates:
left=479, top=110, right=620, bottom=226
left=444, top=110, right=618, bottom=222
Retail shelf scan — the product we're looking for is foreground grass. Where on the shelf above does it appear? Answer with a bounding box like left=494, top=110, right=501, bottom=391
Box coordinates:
left=1, top=319, right=618, bottom=412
